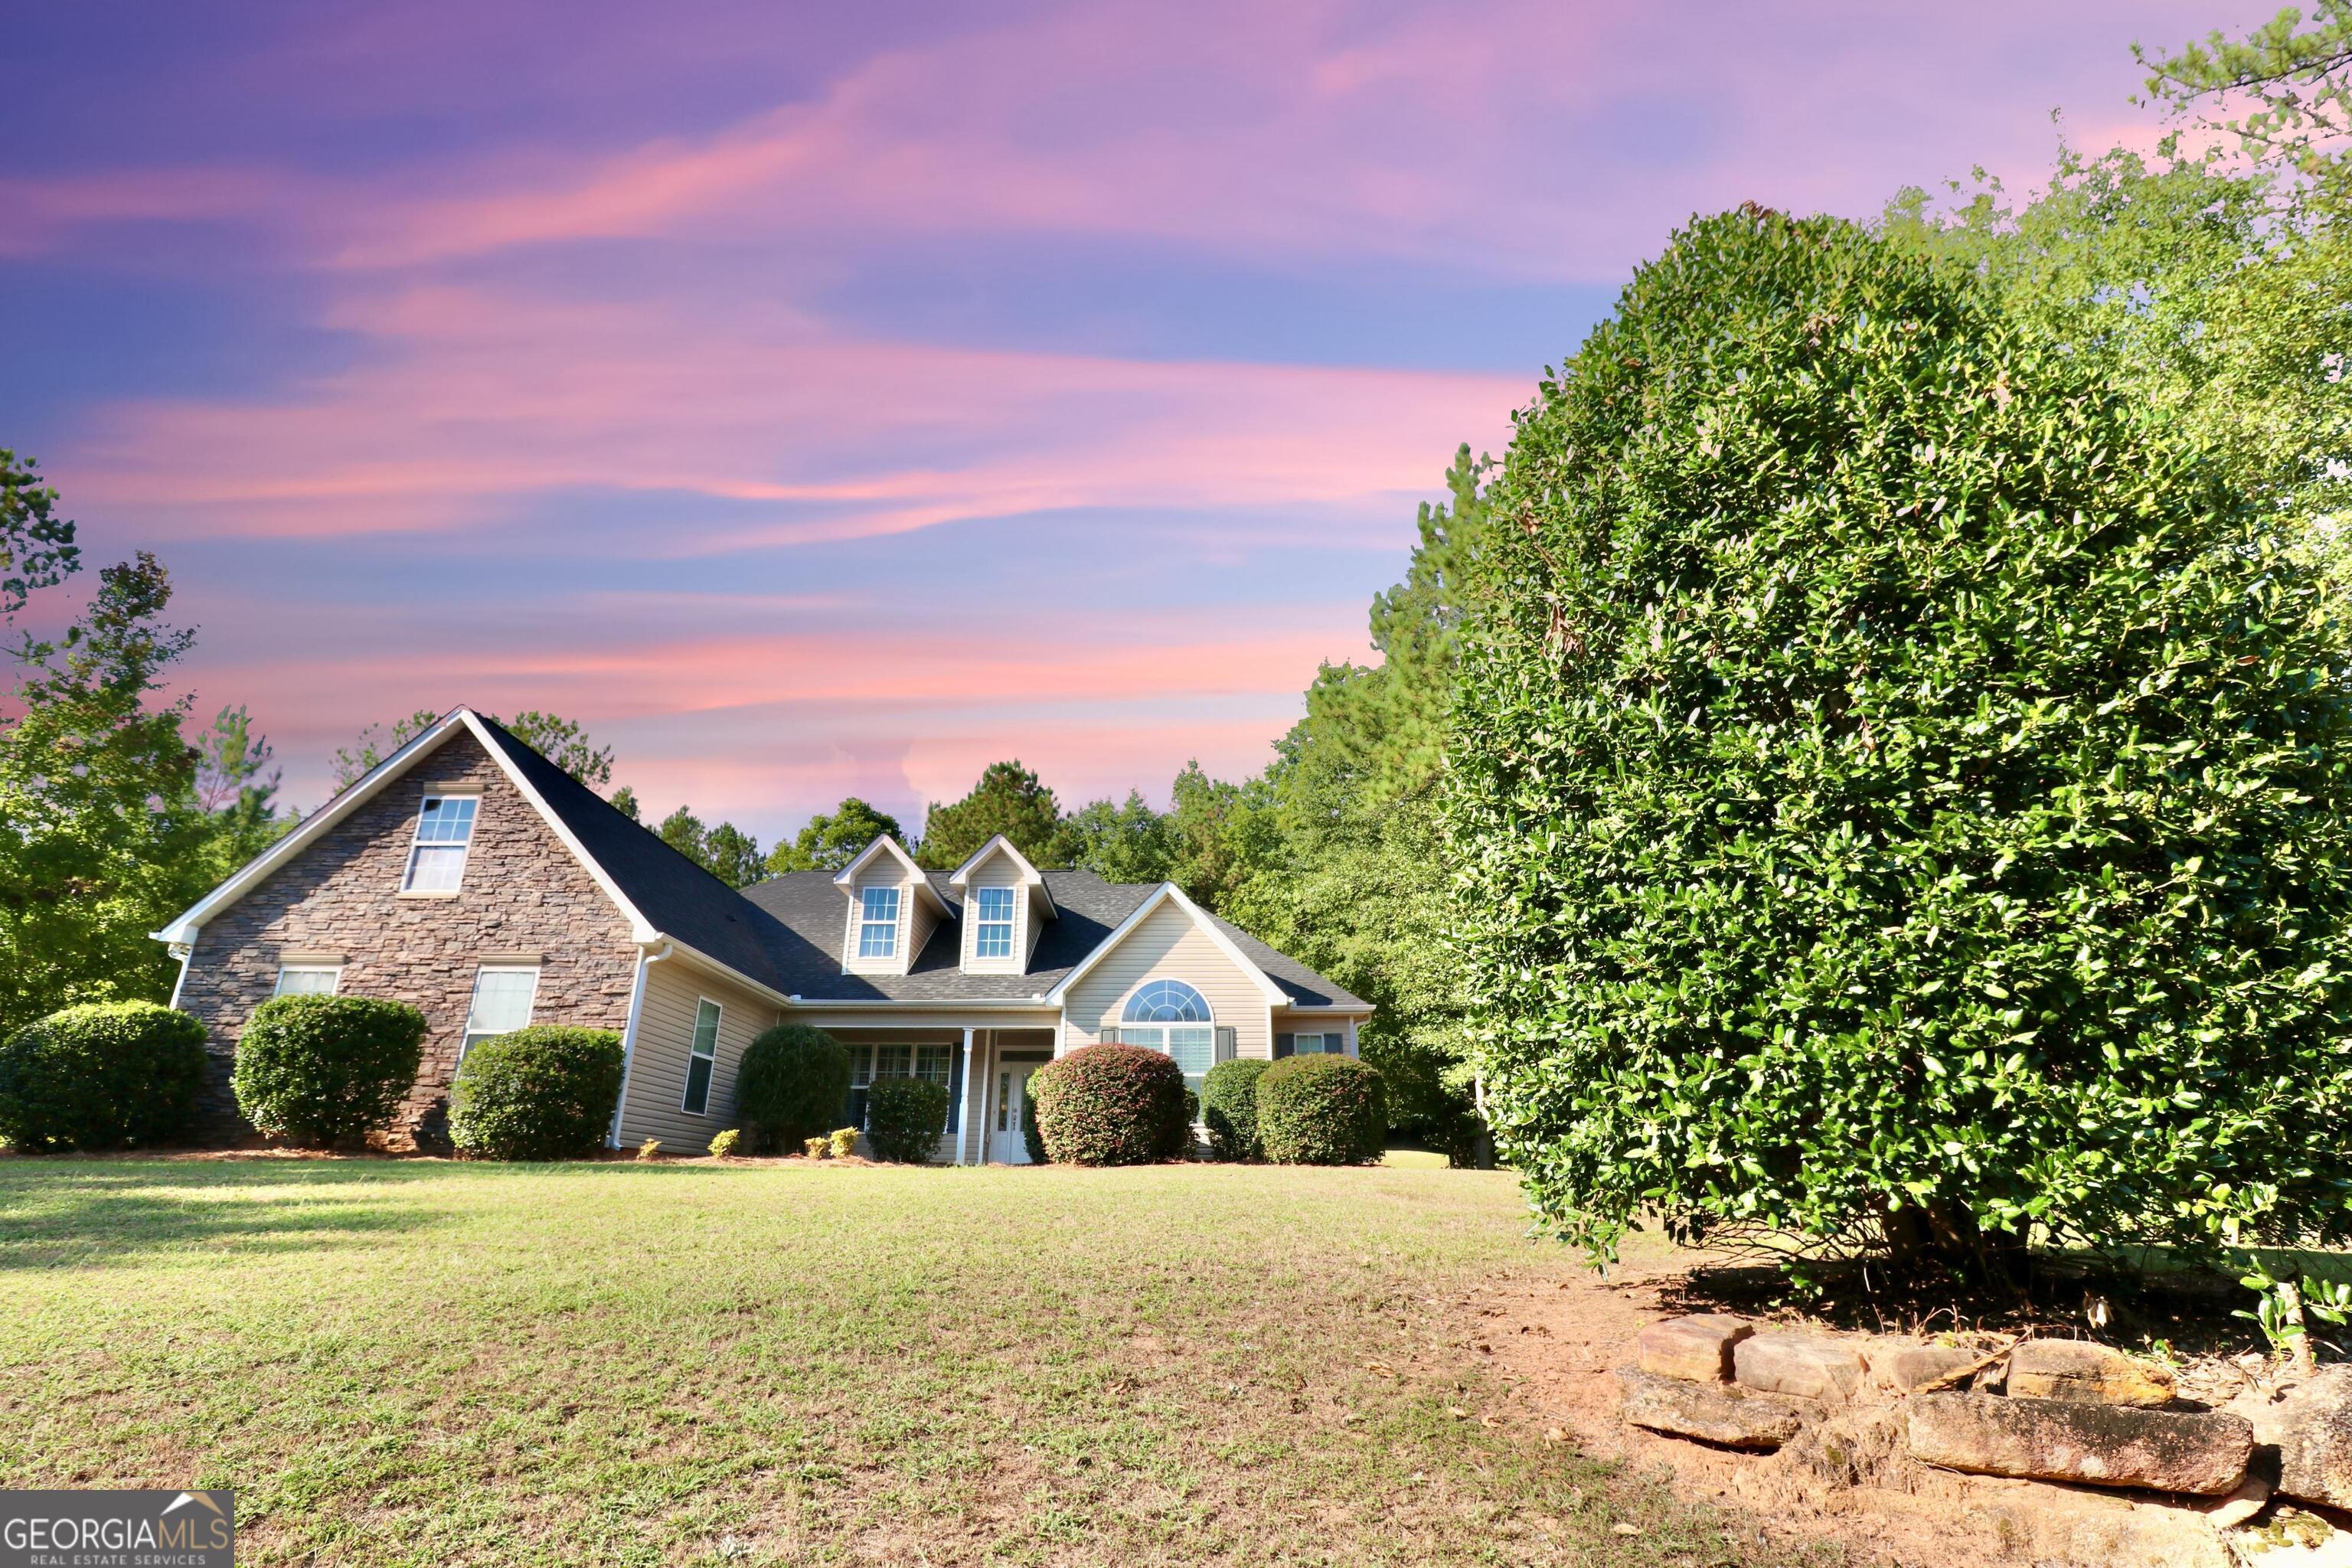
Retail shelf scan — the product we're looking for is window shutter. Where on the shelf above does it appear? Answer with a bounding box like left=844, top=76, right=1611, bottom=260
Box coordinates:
left=1274, top=1032, right=1294, bottom=1059
left=1214, top=1027, right=1236, bottom=1063
left=1099, top=1027, right=1119, bottom=1044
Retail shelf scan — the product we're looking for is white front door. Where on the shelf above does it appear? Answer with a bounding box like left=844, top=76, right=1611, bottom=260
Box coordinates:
left=990, top=1063, right=1037, bottom=1164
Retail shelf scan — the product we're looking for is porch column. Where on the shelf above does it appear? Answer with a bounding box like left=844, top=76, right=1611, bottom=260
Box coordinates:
left=958, top=1026, right=976, bottom=1165
left=975, top=1030, right=995, bottom=1165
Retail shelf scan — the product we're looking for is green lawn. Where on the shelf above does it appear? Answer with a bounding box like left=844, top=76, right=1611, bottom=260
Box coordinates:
left=0, top=1158, right=1833, bottom=1566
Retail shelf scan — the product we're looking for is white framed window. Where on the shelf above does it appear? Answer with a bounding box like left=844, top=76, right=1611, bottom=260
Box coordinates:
left=462, top=965, right=537, bottom=1057
left=1121, top=980, right=1214, bottom=1093
left=402, top=795, right=479, bottom=893
left=681, top=998, right=720, bottom=1116
left=843, top=1041, right=953, bottom=1126
left=972, top=887, right=1016, bottom=960
left=1281, top=1031, right=1343, bottom=1056
left=273, top=965, right=341, bottom=997
left=858, top=885, right=900, bottom=959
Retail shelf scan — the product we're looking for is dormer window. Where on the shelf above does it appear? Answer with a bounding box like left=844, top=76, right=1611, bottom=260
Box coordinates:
left=973, top=887, right=1016, bottom=959
left=858, top=886, right=900, bottom=959
left=402, top=795, right=477, bottom=893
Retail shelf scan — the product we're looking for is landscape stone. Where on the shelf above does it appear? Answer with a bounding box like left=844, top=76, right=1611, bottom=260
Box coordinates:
left=1906, top=1393, right=2252, bottom=1496
left=1635, top=1314, right=1753, bottom=1383
left=2206, top=1474, right=2272, bottom=1530
left=1618, top=1367, right=1810, bottom=1450
left=2226, top=1364, right=2352, bottom=1511
left=1870, top=1342, right=1985, bottom=1393
left=1734, top=1332, right=1865, bottom=1403
left=2005, top=1339, right=2175, bottom=1407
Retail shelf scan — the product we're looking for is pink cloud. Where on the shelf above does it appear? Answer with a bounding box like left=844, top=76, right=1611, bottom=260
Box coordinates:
left=60, top=281, right=1521, bottom=547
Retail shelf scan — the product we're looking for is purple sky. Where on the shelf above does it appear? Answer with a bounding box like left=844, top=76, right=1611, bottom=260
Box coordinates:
left=3, top=0, right=2239, bottom=840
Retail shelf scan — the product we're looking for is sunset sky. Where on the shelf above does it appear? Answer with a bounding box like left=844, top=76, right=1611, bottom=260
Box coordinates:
left=4, top=1, right=2239, bottom=841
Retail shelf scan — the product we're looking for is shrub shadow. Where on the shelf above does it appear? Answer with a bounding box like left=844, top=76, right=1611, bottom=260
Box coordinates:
left=0, top=1161, right=453, bottom=1269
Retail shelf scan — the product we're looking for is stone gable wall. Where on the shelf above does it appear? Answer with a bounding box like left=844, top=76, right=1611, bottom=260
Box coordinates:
left=175, top=730, right=641, bottom=1147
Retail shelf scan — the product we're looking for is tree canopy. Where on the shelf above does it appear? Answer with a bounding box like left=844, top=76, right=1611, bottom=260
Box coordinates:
left=916, top=761, right=1073, bottom=870
left=766, top=797, right=903, bottom=874
left=1447, top=206, right=2352, bottom=1280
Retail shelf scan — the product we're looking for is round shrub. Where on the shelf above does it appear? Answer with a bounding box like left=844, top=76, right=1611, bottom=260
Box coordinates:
left=232, top=995, right=426, bottom=1148
left=448, top=1026, right=624, bottom=1161
left=1450, top=207, right=2352, bottom=1281
left=1200, top=1058, right=1269, bottom=1161
left=1020, top=1089, right=1047, bottom=1164
left=733, top=1024, right=851, bottom=1152
left=1257, top=1055, right=1387, bottom=1166
left=1031, top=1044, right=1187, bottom=1166
left=0, top=1002, right=208, bottom=1152
left=865, top=1077, right=949, bottom=1163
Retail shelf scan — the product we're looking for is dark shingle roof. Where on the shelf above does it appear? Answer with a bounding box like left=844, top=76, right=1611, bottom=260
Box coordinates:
left=478, top=713, right=1367, bottom=1011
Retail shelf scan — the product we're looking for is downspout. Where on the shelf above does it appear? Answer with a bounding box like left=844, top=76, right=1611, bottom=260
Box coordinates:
left=166, top=941, right=194, bottom=1012
left=607, top=942, right=673, bottom=1148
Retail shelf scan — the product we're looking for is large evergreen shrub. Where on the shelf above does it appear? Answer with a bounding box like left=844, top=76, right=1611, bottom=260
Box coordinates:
left=733, top=1023, right=851, bottom=1152
left=1448, top=206, right=2352, bottom=1281
left=864, top=1078, right=949, bottom=1163
left=1200, top=1058, right=1269, bottom=1161
left=1256, top=1056, right=1387, bottom=1166
left=0, top=1001, right=207, bottom=1152
left=1031, top=1044, right=1187, bottom=1165
left=448, top=1026, right=623, bottom=1161
left=232, top=995, right=426, bottom=1147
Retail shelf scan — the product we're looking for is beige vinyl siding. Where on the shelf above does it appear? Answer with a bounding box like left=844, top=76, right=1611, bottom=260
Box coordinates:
left=1062, top=897, right=1271, bottom=1059
left=959, top=844, right=1027, bottom=973
left=616, top=956, right=782, bottom=1148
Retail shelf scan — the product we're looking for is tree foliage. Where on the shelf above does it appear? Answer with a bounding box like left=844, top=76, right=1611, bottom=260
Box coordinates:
left=766, top=796, right=903, bottom=874
left=0, top=553, right=212, bottom=1034
left=654, top=805, right=766, bottom=887
left=2138, top=1, right=2352, bottom=207
left=1447, top=207, right=2352, bottom=1279
left=916, top=760, right=1073, bottom=870
left=0, top=449, right=80, bottom=618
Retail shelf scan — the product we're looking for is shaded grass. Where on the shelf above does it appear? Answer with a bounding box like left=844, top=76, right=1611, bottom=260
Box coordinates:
left=0, top=1159, right=1846, bottom=1566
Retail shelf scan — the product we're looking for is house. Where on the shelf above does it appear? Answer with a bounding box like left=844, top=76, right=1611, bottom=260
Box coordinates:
left=152, top=707, right=1372, bottom=1161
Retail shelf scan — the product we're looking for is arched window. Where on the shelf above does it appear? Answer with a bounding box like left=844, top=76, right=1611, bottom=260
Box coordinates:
left=1123, top=979, right=1210, bottom=1024
left=1118, top=979, right=1215, bottom=1093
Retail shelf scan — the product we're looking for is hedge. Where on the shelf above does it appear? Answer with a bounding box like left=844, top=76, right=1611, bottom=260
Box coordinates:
left=232, top=995, right=426, bottom=1147
left=1448, top=206, right=2352, bottom=1280
left=1020, top=1088, right=1047, bottom=1164
left=0, top=1002, right=209, bottom=1152
left=1200, top=1058, right=1269, bottom=1161
left=1031, top=1044, right=1187, bottom=1166
left=448, top=1026, right=624, bottom=1160
left=1257, top=1055, right=1387, bottom=1166
left=734, top=1024, right=852, bottom=1152
left=866, top=1077, right=949, bottom=1163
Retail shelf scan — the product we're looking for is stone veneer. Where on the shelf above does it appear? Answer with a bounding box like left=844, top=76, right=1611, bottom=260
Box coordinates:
left=174, top=730, right=641, bottom=1148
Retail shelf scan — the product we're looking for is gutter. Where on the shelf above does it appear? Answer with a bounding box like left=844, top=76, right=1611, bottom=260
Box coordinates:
left=607, top=941, right=673, bottom=1148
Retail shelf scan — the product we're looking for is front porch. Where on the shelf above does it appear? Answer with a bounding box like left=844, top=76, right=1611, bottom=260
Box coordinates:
left=796, top=1016, right=1059, bottom=1165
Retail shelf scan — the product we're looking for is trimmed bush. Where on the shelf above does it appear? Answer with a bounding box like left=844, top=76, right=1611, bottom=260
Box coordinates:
left=1449, top=207, right=2352, bottom=1280
left=0, top=1002, right=208, bottom=1152
left=707, top=1128, right=742, bottom=1158
left=828, top=1126, right=858, bottom=1158
left=733, top=1024, right=853, bottom=1152
left=1031, top=1044, right=1187, bottom=1166
left=448, top=1026, right=624, bottom=1161
left=1200, top=1058, right=1270, bottom=1162
left=1257, top=1055, right=1387, bottom=1166
left=865, top=1078, right=949, bottom=1163
left=1020, top=1089, right=1047, bottom=1164
left=231, top=995, right=426, bottom=1148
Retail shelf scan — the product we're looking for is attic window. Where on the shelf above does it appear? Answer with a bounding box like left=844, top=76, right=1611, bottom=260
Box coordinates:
left=858, top=886, right=900, bottom=959
left=973, top=887, right=1015, bottom=959
left=402, top=795, right=477, bottom=893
